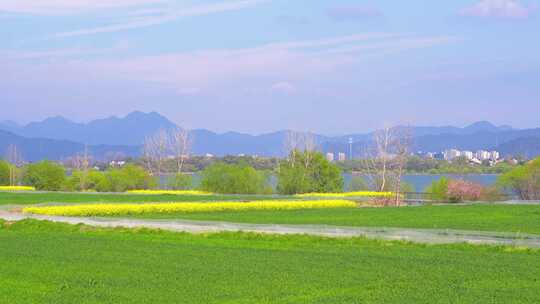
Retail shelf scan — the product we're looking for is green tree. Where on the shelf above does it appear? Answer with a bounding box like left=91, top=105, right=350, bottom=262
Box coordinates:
left=87, top=171, right=113, bottom=192
left=0, top=160, right=9, bottom=186
left=348, top=176, right=369, bottom=192
left=166, top=173, right=193, bottom=190
left=277, top=151, right=343, bottom=195
left=22, top=161, right=66, bottom=191
left=200, top=162, right=271, bottom=194
left=425, top=177, right=449, bottom=201
left=498, top=158, right=540, bottom=200
left=107, top=164, right=157, bottom=192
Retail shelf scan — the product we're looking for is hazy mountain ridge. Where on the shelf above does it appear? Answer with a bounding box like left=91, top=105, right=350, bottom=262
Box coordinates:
left=0, top=111, right=177, bottom=146
left=0, top=130, right=139, bottom=162
left=1, top=112, right=539, bottom=160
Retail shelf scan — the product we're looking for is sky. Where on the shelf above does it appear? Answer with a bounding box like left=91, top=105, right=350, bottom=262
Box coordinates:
left=1, top=0, right=539, bottom=134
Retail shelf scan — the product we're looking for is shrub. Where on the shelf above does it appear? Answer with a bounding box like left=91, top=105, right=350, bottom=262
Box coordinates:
left=425, top=177, right=449, bottom=201
left=0, top=160, right=9, bottom=186
left=447, top=179, right=483, bottom=203
left=200, top=162, right=271, bottom=194
left=480, top=186, right=505, bottom=202
left=22, top=161, right=66, bottom=191
left=277, top=151, right=343, bottom=195
left=348, top=176, right=369, bottom=192
left=166, top=173, right=193, bottom=190
left=86, top=170, right=112, bottom=192
left=107, top=164, right=157, bottom=192
left=497, top=158, right=540, bottom=200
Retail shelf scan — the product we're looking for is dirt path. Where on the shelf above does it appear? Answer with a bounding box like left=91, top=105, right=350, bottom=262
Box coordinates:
left=2, top=210, right=540, bottom=248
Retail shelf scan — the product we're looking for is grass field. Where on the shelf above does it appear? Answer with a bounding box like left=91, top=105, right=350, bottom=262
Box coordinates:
left=114, top=204, right=540, bottom=235
left=1, top=219, right=539, bottom=303
left=0, top=192, right=287, bottom=206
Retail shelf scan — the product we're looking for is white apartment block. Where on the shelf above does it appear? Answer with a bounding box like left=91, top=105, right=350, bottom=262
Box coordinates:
left=444, top=149, right=500, bottom=162
left=462, top=151, right=474, bottom=160
left=444, top=149, right=461, bottom=161
left=338, top=152, right=347, bottom=162
left=476, top=150, right=490, bottom=161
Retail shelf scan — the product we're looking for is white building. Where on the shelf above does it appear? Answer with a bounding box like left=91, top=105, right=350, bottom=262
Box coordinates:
left=444, top=149, right=461, bottom=161
left=326, top=152, right=335, bottom=162
left=338, top=152, right=347, bottom=162
left=462, top=151, right=474, bottom=160
left=490, top=151, right=500, bottom=161
left=109, top=160, right=126, bottom=167
left=476, top=150, right=490, bottom=161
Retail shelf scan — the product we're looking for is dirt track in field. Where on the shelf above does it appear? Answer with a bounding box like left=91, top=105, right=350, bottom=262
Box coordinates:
left=2, top=210, right=540, bottom=248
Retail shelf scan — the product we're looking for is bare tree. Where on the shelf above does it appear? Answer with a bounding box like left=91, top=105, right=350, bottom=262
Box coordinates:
left=374, top=126, right=392, bottom=192
left=71, top=145, right=91, bottom=191
left=282, top=131, right=318, bottom=187
left=142, top=129, right=170, bottom=176
left=170, top=128, right=192, bottom=174
left=283, top=131, right=317, bottom=165
left=6, top=144, right=23, bottom=186
left=362, top=125, right=413, bottom=206
left=392, top=127, right=413, bottom=206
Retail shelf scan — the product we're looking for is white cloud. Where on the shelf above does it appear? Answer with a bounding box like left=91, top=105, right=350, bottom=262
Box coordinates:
left=0, top=0, right=167, bottom=15
left=271, top=82, right=296, bottom=93
left=318, top=36, right=461, bottom=55
left=54, top=0, right=269, bottom=37
left=177, top=87, right=201, bottom=96
left=5, top=33, right=458, bottom=96
left=327, top=5, right=382, bottom=21
left=460, top=0, right=532, bottom=19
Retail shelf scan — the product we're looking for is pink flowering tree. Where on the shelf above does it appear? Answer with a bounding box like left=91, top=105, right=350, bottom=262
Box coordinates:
left=447, top=179, right=483, bottom=202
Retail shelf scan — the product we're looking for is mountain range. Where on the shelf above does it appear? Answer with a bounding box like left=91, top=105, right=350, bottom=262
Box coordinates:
left=1, top=112, right=540, bottom=161
left=0, top=111, right=177, bottom=146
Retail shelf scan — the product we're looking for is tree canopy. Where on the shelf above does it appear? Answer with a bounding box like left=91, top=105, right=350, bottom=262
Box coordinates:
left=0, top=160, right=10, bottom=186
left=23, top=161, right=66, bottom=191
left=200, top=162, right=271, bottom=194
left=497, top=158, right=540, bottom=200
left=277, top=151, right=343, bottom=195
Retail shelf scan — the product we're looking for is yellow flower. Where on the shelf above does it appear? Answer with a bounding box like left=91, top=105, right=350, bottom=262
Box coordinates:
left=23, top=200, right=357, bottom=216
left=0, top=186, right=36, bottom=192
left=295, top=191, right=395, bottom=198
left=127, top=190, right=213, bottom=195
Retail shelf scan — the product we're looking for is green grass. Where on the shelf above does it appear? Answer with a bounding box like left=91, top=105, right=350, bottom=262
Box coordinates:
left=0, top=191, right=287, bottom=206
left=120, top=204, right=540, bottom=235
left=1, top=219, right=539, bottom=303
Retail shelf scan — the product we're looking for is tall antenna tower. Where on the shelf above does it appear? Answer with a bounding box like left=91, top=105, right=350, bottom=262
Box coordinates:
left=348, top=137, right=353, bottom=160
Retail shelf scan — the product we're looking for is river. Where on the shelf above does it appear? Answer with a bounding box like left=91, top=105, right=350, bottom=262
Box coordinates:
left=164, top=173, right=500, bottom=193
left=343, top=173, right=500, bottom=192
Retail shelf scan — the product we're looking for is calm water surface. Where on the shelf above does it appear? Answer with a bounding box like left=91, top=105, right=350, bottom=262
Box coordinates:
left=344, top=173, right=499, bottom=192
left=164, top=173, right=499, bottom=193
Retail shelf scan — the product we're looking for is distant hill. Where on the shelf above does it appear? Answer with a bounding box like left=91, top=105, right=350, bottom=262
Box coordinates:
left=2, top=113, right=540, bottom=160
left=493, top=137, right=540, bottom=159
left=0, top=111, right=177, bottom=146
left=0, top=130, right=139, bottom=162
left=190, top=130, right=331, bottom=157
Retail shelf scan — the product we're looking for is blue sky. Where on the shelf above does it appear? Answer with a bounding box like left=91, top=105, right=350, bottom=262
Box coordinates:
left=1, top=0, right=539, bottom=134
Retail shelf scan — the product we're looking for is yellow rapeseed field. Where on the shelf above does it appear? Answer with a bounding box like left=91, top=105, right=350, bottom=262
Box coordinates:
left=0, top=186, right=36, bottom=191
left=23, top=200, right=357, bottom=216
left=127, top=190, right=213, bottom=195
left=295, top=191, right=394, bottom=198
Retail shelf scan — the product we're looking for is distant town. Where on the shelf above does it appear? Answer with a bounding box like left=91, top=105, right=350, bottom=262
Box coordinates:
left=325, top=149, right=505, bottom=166
left=418, top=149, right=506, bottom=165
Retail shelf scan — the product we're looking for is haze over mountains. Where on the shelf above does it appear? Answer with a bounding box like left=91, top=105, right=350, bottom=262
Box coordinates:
left=1, top=111, right=540, bottom=161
